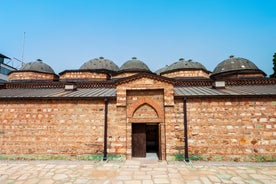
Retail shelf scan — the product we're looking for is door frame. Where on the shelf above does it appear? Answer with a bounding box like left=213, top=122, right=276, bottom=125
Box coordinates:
left=131, top=122, right=161, bottom=159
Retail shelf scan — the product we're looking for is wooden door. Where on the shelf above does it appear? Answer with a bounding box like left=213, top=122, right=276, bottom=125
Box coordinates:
left=158, top=123, right=162, bottom=160
left=132, top=123, right=146, bottom=157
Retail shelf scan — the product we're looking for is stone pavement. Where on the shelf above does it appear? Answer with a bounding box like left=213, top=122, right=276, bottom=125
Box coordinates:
left=0, top=160, right=275, bottom=184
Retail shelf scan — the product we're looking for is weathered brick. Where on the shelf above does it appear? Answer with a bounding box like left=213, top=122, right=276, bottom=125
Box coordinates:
left=0, top=76, right=275, bottom=162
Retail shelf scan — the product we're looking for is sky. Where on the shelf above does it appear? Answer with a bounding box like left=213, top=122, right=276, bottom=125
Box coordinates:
left=1, top=0, right=276, bottom=75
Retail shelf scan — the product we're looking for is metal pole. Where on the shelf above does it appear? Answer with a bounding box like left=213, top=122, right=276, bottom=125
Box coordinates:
left=22, top=32, right=25, bottom=63
left=183, top=97, right=189, bottom=162
left=103, top=98, right=108, bottom=161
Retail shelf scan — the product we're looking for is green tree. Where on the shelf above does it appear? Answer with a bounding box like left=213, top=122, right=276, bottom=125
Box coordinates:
left=270, top=53, right=276, bottom=78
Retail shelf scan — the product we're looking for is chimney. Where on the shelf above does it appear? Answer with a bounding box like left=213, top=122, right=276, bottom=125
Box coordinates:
left=212, top=81, right=225, bottom=89
left=64, top=83, right=77, bottom=91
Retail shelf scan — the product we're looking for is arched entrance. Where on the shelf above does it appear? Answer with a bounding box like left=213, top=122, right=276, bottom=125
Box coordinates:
left=132, top=123, right=160, bottom=158
left=129, top=102, right=162, bottom=159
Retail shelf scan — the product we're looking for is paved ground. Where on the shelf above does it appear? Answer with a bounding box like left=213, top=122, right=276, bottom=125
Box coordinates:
left=0, top=160, right=275, bottom=184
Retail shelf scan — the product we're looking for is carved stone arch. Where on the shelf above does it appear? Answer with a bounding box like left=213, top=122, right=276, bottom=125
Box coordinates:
left=127, top=97, right=164, bottom=119
left=133, top=103, right=158, bottom=119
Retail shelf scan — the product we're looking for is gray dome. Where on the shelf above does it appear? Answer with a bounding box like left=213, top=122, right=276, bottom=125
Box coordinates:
left=155, top=65, right=169, bottom=75
left=120, top=57, right=150, bottom=71
left=212, top=56, right=262, bottom=75
left=80, top=57, right=119, bottom=71
left=20, top=59, right=55, bottom=74
left=160, top=58, right=207, bottom=74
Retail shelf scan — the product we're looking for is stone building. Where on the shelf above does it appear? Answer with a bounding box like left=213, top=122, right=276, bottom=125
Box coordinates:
left=0, top=56, right=275, bottom=161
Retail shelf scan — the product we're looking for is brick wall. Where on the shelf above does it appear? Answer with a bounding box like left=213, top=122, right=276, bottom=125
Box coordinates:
left=126, top=90, right=164, bottom=119
left=59, top=71, right=108, bottom=81
left=0, top=99, right=126, bottom=156
left=8, top=71, right=57, bottom=81
left=116, top=77, right=174, bottom=107
left=1, top=89, right=275, bottom=161
left=169, top=97, right=276, bottom=161
left=162, top=70, right=210, bottom=78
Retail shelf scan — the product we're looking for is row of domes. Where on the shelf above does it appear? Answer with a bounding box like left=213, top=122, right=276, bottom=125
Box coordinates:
left=80, top=57, right=150, bottom=72
left=18, top=56, right=266, bottom=77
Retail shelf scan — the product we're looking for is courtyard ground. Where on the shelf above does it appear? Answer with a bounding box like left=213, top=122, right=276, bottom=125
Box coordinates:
left=0, top=160, right=275, bottom=184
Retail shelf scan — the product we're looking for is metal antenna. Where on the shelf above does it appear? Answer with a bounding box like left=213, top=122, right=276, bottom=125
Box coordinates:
left=21, top=32, right=26, bottom=63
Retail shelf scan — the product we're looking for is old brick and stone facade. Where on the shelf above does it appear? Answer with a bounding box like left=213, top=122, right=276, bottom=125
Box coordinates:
left=0, top=56, right=275, bottom=161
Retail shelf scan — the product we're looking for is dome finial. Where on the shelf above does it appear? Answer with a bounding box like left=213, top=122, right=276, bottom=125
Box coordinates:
left=120, top=57, right=150, bottom=71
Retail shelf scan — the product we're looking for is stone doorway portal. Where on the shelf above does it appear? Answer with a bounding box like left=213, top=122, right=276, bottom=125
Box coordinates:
left=132, top=123, right=159, bottom=159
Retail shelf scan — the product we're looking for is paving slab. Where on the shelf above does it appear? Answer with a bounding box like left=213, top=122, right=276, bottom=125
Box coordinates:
left=0, top=160, right=275, bottom=184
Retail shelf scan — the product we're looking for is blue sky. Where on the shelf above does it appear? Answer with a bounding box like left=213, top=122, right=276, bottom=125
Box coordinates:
left=1, top=0, right=276, bottom=75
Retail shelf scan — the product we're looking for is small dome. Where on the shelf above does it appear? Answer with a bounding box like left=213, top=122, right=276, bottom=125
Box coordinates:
left=80, top=57, right=119, bottom=71
left=161, top=58, right=207, bottom=74
left=155, top=65, right=169, bottom=75
left=20, top=59, right=55, bottom=74
left=120, top=57, right=150, bottom=71
left=212, top=55, right=264, bottom=76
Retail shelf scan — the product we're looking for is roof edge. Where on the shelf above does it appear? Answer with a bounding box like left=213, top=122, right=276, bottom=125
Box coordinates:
left=116, top=72, right=175, bottom=85
left=0, top=53, right=11, bottom=59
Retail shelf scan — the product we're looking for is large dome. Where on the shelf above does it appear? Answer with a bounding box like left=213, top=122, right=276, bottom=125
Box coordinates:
left=80, top=57, right=119, bottom=71
left=211, top=55, right=265, bottom=77
left=120, top=57, right=150, bottom=72
left=20, top=59, right=55, bottom=74
left=158, top=58, right=208, bottom=74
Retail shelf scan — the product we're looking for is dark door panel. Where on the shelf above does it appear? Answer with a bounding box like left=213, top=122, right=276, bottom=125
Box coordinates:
left=132, top=123, right=146, bottom=157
